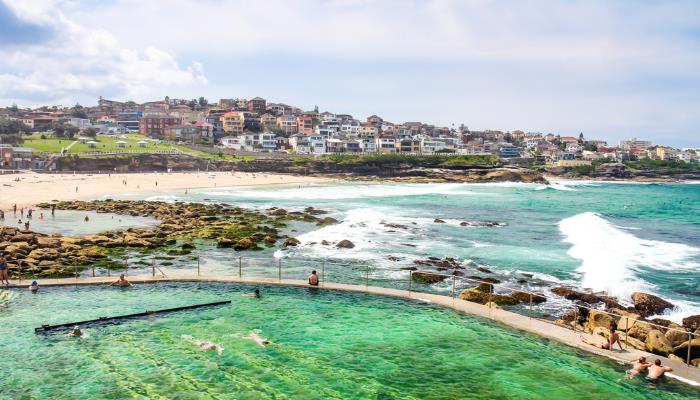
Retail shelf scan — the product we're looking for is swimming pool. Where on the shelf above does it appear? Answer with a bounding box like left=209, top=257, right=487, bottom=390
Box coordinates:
left=1, top=283, right=698, bottom=399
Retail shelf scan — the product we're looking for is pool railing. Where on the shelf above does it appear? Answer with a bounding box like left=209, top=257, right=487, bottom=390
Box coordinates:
left=10, top=253, right=700, bottom=368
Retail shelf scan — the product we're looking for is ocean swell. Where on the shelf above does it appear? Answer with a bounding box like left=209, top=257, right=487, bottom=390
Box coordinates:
left=559, top=212, right=700, bottom=314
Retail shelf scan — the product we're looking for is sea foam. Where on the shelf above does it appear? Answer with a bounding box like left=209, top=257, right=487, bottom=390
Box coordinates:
left=559, top=212, right=700, bottom=318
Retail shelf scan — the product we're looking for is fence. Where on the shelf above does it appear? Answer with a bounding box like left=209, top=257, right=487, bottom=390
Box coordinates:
left=11, top=254, right=700, bottom=367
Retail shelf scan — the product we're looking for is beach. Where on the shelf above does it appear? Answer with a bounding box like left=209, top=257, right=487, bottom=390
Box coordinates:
left=0, top=171, right=327, bottom=210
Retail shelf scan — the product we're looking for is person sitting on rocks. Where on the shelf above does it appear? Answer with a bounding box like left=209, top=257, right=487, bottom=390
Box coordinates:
left=647, top=359, right=673, bottom=381
left=627, top=356, right=652, bottom=378
left=579, top=326, right=623, bottom=351
left=110, top=274, right=132, bottom=287
left=29, top=280, right=39, bottom=293
left=308, top=270, right=319, bottom=286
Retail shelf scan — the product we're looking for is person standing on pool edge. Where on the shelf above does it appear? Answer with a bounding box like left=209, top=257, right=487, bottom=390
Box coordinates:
left=0, top=254, right=9, bottom=285
left=308, top=270, right=319, bottom=286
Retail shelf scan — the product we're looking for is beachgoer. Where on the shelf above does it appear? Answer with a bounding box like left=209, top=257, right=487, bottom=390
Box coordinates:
left=51, top=205, right=56, bottom=216
left=579, top=327, right=623, bottom=351
left=308, top=270, right=319, bottom=286
left=39, top=213, right=44, bottom=220
left=627, top=356, right=652, bottom=378
left=0, top=210, right=4, bottom=220
left=647, top=359, right=673, bottom=381
left=13, top=204, right=16, bottom=214
left=29, top=280, right=39, bottom=292
left=24, top=221, right=30, bottom=231
left=75, top=186, right=78, bottom=192
left=66, top=326, right=83, bottom=337
left=182, top=335, right=223, bottom=355
left=0, top=254, right=9, bottom=285
left=242, top=289, right=260, bottom=298
left=27, top=209, right=32, bottom=218
left=110, top=274, right=132, bottom=287
left=84, top=216, right=90, bottom=222
left=242, top=331, right=272, bottom=347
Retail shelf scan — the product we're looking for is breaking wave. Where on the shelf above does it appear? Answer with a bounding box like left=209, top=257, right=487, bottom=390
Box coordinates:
left=559, top=212, right=700, bottom=318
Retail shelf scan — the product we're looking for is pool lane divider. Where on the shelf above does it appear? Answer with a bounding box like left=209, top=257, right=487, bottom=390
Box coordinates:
left=34, top=300, right=232, bottom=334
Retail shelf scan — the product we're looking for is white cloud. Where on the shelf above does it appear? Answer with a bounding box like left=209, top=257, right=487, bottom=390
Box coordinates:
left=0, top=0, right=207, bottom=106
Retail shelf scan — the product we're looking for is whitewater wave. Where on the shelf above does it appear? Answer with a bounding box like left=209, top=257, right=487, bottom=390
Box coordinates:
left=199, top=183, right=485, bottom=201
left=559, top=212, right=700, bottom=318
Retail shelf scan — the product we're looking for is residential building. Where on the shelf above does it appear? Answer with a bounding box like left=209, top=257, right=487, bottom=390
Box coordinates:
left=242, top=112, right=261, bottom=132
left=297, top=114, right=315, bottom=135
left=277, top=115, right=298, bottom=135
left=163, top=125, right=199, bottom=142
left=0, top=145, right=12, bottom=168
left=116, top=111, right=143, bottom=132
left=220, top=136, right=243, bottom=149
left=139, top=115, right=181, bottom=137
left=376, top=136, right=397, bottom=154
left=247, top=97, right=266, bottom=113
left=260, top=113, right=278, bottom=129
left=421, top=139, right=446, bottom=154
left=656, top=146, right=678, bottom=160
left=32, top=116, right=56, bottom=131
left=399, top=139, right=421, bottom=153
left=366, top=115, right=383, bottom=127
left=619, top=138, right=652, bottom=152
left=221, top=112, right=245, bottom=134
left=499, top=145, right=520, bottom=158
left=359, top=123, right=379, bottom=137
left=326, top=138, right=345, bottom=153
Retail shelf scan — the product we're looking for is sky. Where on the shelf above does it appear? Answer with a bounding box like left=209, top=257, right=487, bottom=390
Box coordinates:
left=1, top=0, right=699, bottom=147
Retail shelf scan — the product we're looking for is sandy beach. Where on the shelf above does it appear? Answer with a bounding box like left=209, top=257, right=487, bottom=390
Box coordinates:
left=0, top=171, right=328, bottom=210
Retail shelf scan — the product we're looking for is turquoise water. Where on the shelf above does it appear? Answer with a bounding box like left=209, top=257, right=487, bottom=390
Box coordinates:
left=1, top=209, right=156, bottom=236
left=1, top=282, right=699, bottom=399
left=135, top=181, right=700, bottom=322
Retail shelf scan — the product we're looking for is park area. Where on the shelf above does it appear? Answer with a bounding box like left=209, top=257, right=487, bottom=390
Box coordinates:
left=20, top=133, right=198, bottom=156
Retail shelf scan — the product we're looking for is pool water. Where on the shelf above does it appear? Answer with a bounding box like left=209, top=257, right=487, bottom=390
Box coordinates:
left=1, top=283, right=698, bottom=399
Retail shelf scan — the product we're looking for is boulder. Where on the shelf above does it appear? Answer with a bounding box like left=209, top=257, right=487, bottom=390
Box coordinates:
left=627, top=322, right=651, bottom=342
left=433, top=218, right=445, bottom=223
left=550, top=287, right=601, bottom=304
left=336, top=240, right=355, bottom=249
left=234, top=238, right=256, bottom=250
left=682, top=315, right=700, bottom=331
left=321, top=240, right=330, bottom=246
left=181, top=242, right=196, bottom=250
left=618, top=332, right=646, bottom=351
left=630, top=292, right=674, bottom=318
left=283, top=237, right=300, bottom=247
left=411, top=271, right=448, bottom=284
left=26, top=248, right=59, bottom=261
left=592, top=326, right=611, bottom=338
left=586, top=310, right=615, bottom=333
left=645, top=329, right=674, bottom=356
left=458, top=289, right=519, bottom=306
left=316, top=217, right=339, bottom=226
left=270, top=208, right=287, bottom=216
left=511, top=291, right=547, bottom=304
left=217, top=238, right=235, bottom=247
left=665, top=323, right=690, bottom=347
left=672, top=339, right=700, bottom=361
left=607, top=308, right=641, bottom=332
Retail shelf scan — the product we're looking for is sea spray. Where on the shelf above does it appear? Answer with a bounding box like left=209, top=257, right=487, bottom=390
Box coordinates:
left=559, top=212, right=700, bottom=308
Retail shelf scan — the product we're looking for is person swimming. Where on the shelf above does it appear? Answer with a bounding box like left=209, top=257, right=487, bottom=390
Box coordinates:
left=66, top=326, right=83, bottom=337
left=29, top=281, right=39, bottom=293
left=626, top=356, right=652, bottom=378
left=110, top=274, right=132, bottom=287
left=647, top=359, right=673, bottom=381
left=242, top=288, right=260, bottom=298
left=182, top=335, right=223, bottom=355
left=242, top=331, right=272, bottom=347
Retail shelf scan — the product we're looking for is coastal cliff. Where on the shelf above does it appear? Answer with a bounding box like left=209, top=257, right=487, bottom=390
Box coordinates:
left=55, top=154, right=548, bottom=184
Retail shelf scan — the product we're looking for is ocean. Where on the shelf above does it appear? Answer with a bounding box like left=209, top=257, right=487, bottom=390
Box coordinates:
left=144, top=179, right=700, bottom=322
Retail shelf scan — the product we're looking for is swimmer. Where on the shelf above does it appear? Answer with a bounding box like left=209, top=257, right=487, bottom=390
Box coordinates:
left=110, top=274, right=132, bottom=287
left=242, top=331, right=272, bottom=347
left=66, top=326, right=83, bottom=337
left=182, top=335, right=223, bottom=355
left=29, top=280, right=39, bottom=293
left=84, top=216, right=89, bottom=222
left=627, top=356, right=652, bottom=378
left=242, top=288, right=261, bottom=298
left=647, top=359, right=673, bottom=381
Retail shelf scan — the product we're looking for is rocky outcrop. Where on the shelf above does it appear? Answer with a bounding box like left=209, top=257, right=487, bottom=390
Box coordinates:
left=336, top=240, right=355, bottom=249
left=645, top=329, right=674, bottom=356
left=682, top=315, right=700, bottom=331
left=411, top=271, right=448, bottom=284
left=458, top=288, right=519, bottom=306
left=631, top=292, right=674, bottom=318
left=283, top=237, right=301, bottom=247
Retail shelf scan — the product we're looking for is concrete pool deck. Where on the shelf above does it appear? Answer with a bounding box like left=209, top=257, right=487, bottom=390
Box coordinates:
left=7, top=274, right=700, bottom=386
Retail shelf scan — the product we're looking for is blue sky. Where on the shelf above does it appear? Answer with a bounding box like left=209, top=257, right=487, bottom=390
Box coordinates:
left=1, top=0, right=699, bottom=147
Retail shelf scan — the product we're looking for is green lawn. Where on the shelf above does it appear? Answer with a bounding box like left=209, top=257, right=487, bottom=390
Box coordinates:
left=21, top=133, right=198, bottom=155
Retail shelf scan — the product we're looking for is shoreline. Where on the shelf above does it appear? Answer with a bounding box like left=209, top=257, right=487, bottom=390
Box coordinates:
left=0, top=171, right=329, bottom=210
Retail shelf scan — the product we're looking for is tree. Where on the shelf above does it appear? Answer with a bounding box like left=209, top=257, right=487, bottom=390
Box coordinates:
left=83, top=127, right=99, bottom=138
left=9, top=103, right=18, bottom=112
left=72, top=103, right=87, bottom=119
left=198, top=97, right=208, bottom=107
left=578, top=132, right=585, bottom=144
left=66, top=125, right=79, bottom=138
left=188, top=99, right=198, bottom=109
